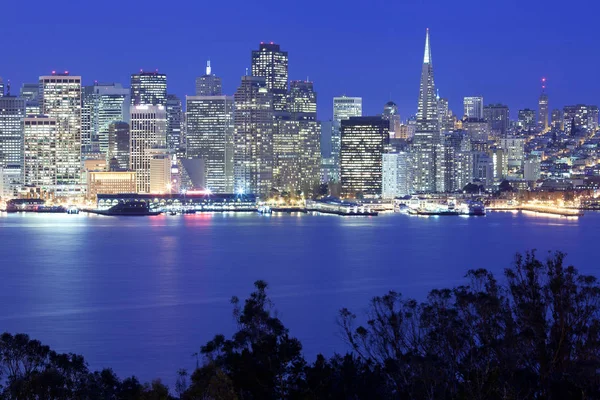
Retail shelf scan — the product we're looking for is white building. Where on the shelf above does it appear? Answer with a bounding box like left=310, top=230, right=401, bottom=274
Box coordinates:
left=130, top=105, right=167, bottom=193
left=463, top=97, right=484, bottom=119
left=23, top=116, right=57, bottom=189
left=149, top=154, right=172, bottom=194
left=40, top=73, right=82, bottom=196
left=524, top=156, right=541, bottom=181
left=382, top=152, right=411, bottom=199
left=500, top=138, right=525, bottom=167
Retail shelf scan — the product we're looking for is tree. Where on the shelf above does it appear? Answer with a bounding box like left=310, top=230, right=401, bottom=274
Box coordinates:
left=498, top=180, right=513, bottom=192
left=187, top=280, right=306, bottom=399
left=463, top=182, right=481, bottom=194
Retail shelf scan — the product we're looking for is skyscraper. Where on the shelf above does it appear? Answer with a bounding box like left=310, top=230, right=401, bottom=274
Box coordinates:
left=332, top=96, right=362, bottom=181
left=23, top=116, right=57, bottom=188
left=233, top=76, right=273, bottom=196
left=130, top=71, right=167, bottom=106
left=0, top=78, right=4, bottom=97
left=107, top=121, right=130, bottom=171
left=0, top=95, right=26, bottom=170
left=483, top=104, right=510, bottom=137
left=563, top=105, right=599, bottom=134
left=251, top=42, right=288, bottom=112
left=195, top=61, right=222, bottom=96
left=186, top=95, right=235, bottom=193
left=129, top=105, right=167, bottom=193
left=95, top=83, right=130, bottom=156
left=463, top=96, right=484, bottom=119
left=412, top=29, right=439, bottom=193
left=166, top=94, right=183, bottom=149
left=538, top=78, right=549, bottom=131
left=382, top=101, right=401, bottom=138
left=40, top=72, right=82, bottom=195
left=340, top=117, right=389, bottom=198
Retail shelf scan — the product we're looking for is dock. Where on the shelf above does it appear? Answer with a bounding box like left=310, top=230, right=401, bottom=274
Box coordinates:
left=487, top=205, right=583, bottom=217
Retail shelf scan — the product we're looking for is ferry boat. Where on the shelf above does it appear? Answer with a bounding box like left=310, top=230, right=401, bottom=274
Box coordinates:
left=466, top=201, right=486, bottom=216
left=257, top=205, right=272, bottom=214
left=91, top=201, right=162, bottom=216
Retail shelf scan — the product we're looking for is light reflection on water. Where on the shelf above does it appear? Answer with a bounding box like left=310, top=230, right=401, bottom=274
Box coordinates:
left=0, top=211, right=596, bottom=386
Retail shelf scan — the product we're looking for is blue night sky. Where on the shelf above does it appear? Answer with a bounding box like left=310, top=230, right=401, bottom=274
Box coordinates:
left=1, top=0, right=598, bottom=120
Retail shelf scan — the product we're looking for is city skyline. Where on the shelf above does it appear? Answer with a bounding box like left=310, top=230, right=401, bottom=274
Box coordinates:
left=1, top=0, right=599, bottom=120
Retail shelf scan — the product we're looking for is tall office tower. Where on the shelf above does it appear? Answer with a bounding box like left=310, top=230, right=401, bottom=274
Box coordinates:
left=186, top=95, right=235, bottom=193
left=95, top=83, right=130, bottom=155
left=233, top=76, right=273, bottom=196
left=20, top=83, right=41, bottom=115
left=463, top=118, right=490, bottom=142
left=340, top=117, right=389, bottom=198
left=130, top=71, right=167, bottom=106
left=271, top=80, right=321, bottom=193
left=129, top=105, right=167, bottom=193
left=472, top=152, right=494, bottom=187
left=251, top=42, right=288, bottom=112
left=81, top=86, right=96, bottom=153
left=107, top=121, right=130, bottom=171
left=195, top=61, right=222, bottom=96
left=437, top=97, right=451, bottom=131
left=483, top=104, right=510, bottom=137
left=412, top=29, right=439, bottom=193
left=0, top=78, right=4, bottom=97
left=551, top=109, right=563, bottom=130
left=0, top=96, right=26, bottom=170
left=166, top=94, right=183, bottom=149
left=563, top=105, right=599, bottom=134
left=538, top=78, right=549, bottom=131
left=382, top=152, right=411, bottom=198
left=382, top=101, right=402, bottom=138
left=332, top=96, right=362, bottom=181
left=23, top=116, right=57, bottom=188
left=463, top=97, right=484, bottom=119
left=517, top=109, right=536, bottom=131
left=40, top=72, right=82, bottom=195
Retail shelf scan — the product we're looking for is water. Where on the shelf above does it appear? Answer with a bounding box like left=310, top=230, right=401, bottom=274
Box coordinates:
left=0, top=211, right=598, bottom=385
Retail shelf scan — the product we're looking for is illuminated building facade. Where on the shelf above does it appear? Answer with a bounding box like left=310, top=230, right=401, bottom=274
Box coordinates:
left=332, top=96, right=362, bottom=181
left=382, top=151, right=411, bottom=198
left=382, top=101, right=401, bottom=138
left=413, top=29, right=439, bottom=193
left=563, top=104, right=599, bottom=134
left=129, top=105, right=167, bottom=193
left=538, top=81, right=549, bottom=131
left=340, top=116, right=389, bottom=198
left=251, top=42, right=288, bottom=111
left=87, top=171, right=136, bottom=199
left=130, top=71, right=167, bottom=106
left=166, top=94, right=183, bottom=149
left=186, top=95, right=235, bottom=193
left=40, top=72, right=82, bottom=195
left=551, top=109, right=563, bottom=130
left=517, top=109, right=536, bottom=131
left=463, top=96, right=484, bottom=119
left=149, top=154, right=172, bottom=194
left=233, top=76, right=273, bottom=196
left=0, top=96, right=26, bottom=170
left=23, top=116, right=57, bottom=188
left=195, top=61, right=222, bottom=96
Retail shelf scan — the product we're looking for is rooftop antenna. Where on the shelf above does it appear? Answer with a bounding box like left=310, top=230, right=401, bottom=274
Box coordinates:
left=245, top=67, right=249, bottom=76
left=541, top=77, right=547, bottom=93
left=206, top=60, right=211, bottom=76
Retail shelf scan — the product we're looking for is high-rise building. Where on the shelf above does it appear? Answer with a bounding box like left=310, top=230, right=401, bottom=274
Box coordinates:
left=462, top=118, right=489, bottom=142
left=195, top=61, right=222, bottom=96
left=332, top=96, right=362, bottom=181
left=340, top=116, right=389, bottom=198
left=0, top=96, right=26, bottom=171
left=538, top=78, right=549, bottom=131
left=412, top=29, right=439, bottom=193
left=149, top=154, right=172, bottom=194
left=563, top=105, right=599, bottom=135
left=551, top=109, right=563, bottom=131
left=23, top=116, right=57, bottom=188
left=517, top=109, right=536, bottom=131
left=437, top=97, right=453, bottom=132
left=186, top=95, right=235, bottom=193
left=463, top=96, right=484, bottom=119
left=129, top=105, right=167, bottom=193
left=95, top=83, right=130, bottom=156
left=81, top=86, right=96, bottom=154
left=20, top=83, right=40, bottom=116
left=40, top=72, right=82, bottom=195
left=233, top=76, right=273, bottom=196
left=524, top=156, right=541, bottom=181
left=382, top=152, right=411, bottom=198
left=251, top=42, right=288, bottom=112
left=500, top=138, right=525, bottom=167
left=0, top=78, right=4, bottom=97
left=382, top=101, right=402, bottom=138
left=130, top=71, right=167, bottom=106
left=483, top=104, right=510, bottom=137
left=107, top=121, right=130, bottom=171
left=166, top=94, right=183, bottom=149
left=272, top=80, right=321, bottom=193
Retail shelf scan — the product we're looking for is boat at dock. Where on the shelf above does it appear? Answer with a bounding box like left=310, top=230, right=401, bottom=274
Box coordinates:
left=306, top=198, right=378, bottom=216
left=87, top=201, right=162, bottom=216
